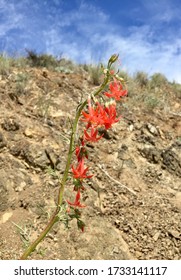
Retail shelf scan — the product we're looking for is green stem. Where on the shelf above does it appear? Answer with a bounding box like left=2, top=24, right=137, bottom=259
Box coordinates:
left=19, top=64, right=111, bottom=260
left=57, top=75, right=109, bottom=206
left=20, top=211, right=59, bottom=260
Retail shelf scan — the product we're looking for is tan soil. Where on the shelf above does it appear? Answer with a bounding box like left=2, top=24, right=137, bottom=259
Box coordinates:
left=0, top=66, right=180, bottom=259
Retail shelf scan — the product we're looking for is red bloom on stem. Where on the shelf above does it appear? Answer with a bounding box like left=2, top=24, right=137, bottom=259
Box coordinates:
left=67, top=189, right=86, bottom=208
left=75, top=146, right=82, bottom=161
left=103, top=104, right=121, bottom=129
left=71, top=158, right=93, bottom=180
left=75, top=145, right=88, bottom=161
left=81, top=98, right=100, bottom=126
left=104, top=80, right=127, bottom=101
left=81, top=99, right=120, bottom=130
left=83, top=127, right=103, bottom=142
left=96, top=102, right=120, bottom=129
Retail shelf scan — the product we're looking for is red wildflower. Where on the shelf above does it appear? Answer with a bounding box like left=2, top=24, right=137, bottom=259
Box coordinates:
left=81, top=98, right=100, bottom=126
left=75, top=146, right=81, bottom=161
left=71, top=158, right=93, bottom=180
left=81, top=99, right=120, bottom=130
left=83, top=127, right=103, bottom=142
left=96, top=102, right=120, bottom=129
left=104, top=80, right=127, bottom=101
left=67, top=189, right=86, bottom=208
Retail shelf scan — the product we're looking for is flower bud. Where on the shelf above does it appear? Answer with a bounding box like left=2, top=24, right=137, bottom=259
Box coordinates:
left=109, top=54, right=119, bottom=64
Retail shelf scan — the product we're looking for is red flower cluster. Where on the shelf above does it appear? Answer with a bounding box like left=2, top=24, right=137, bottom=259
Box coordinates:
left=71, top=158, right=93, bottom=180
left=67, top=74, right=127, bottom=232
left=104, top=79, right=127, bottom=101
left=84, top=127, right=103, bottom=142
left=67, top=189, right=86, bottom=208
left=81, top=99, right=120, bottom=129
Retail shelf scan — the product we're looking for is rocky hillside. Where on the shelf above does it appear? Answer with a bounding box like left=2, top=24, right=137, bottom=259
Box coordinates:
left=0, top=58, right=181, bottom=259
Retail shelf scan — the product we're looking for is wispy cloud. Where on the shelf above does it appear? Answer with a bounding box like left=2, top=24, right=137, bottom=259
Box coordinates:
left=140, top=0, right=181, bottom=23
left=0, top=0, right=23, bottom=35
left=0, top=0, right=181, bottom=82
left=43, top=1, right=181, bottom=82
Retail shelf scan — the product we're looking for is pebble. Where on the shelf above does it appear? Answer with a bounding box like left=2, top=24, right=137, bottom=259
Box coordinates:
left=153, top=231, right=161, bottom=241
left=146, top=123, right=158, bottom=136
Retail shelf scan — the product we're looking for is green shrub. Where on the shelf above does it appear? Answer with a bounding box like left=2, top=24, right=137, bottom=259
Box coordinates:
left=89, top=65, right=102, bottom=85
left=150, top=73, right=168, bottom=88
left=26, top=50, right=59, bottom=68
left=15, top=73, right=29, bottom=96
left=144, top=95, right=160, bottom=111
left=134, top=71, right=149, bottom=87
left=172, top=81, right=181, bottom=99
left=0, top=54, right=11, bottom=76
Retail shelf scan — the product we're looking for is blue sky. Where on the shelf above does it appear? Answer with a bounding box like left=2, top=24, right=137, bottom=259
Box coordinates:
left=0, top=0, right=181, bottom=82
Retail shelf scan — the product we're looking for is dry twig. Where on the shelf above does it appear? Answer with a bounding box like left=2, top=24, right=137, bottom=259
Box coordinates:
left=97, top=164, right=137, bottom=196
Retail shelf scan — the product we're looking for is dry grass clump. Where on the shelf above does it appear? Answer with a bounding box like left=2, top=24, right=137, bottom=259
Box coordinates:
left=1, top=52, right=180, bottom=113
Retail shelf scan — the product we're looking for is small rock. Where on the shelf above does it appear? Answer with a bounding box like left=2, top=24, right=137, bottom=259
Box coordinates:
left=168, top=230, right=181, bottom=239
left=135, top=250, right=142, bottom=258
left=24, top=128, right=34, bottom=138
left=146, top=123, right=158, bottom=136
left=130, top=225, right=138, bottom=234
left=112, top=246, right=119, bottom=254
left=0, top=211, right=13, bottom=224
left=123, top=226, right=129, bottom=232
left=153, top=231, right=161, bottom=241
left=114, top=219, right=120, bottom=227
left=19, top=199, right=28, bottom=209
left=129, top=124, right=134, bottom=132
left=173, top=192, right=181, bottom=210
left=15, top=181, right=26, bottom=192
left=1, top=118, right=20, bottom=131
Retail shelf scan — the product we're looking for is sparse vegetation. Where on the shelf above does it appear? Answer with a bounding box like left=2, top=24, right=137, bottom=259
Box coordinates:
left=81, top=63, right=102, bottom=85
left=172, top=81, right=181, bottom=99
left=0, top=54, right=11, bottom=76
left=149, top=73, right=168, bottom=88
left=144, top=95, right=160, bottom=111
left=1, top=51, right=180, bottom=114
left=25, top=49, right=59, bottom=68
left=25, top=50, right=76, bottom=73
left=134, top=71, right=149, bottom=87
left=0, top=52, right=181, bottom=260
left=12, top=222, right=32, bottom=249
left=15, top=73, right=29, bottom=96
left=0, top=51, right=180, bottom=114
left=0, top=53, right=27, bottom=76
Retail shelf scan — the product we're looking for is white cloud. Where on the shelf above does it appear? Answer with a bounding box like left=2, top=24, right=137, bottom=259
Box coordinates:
left=0, top=0, right=181, bottom=82
left=43, top=3, right=181, bottom=82
left=0, top=0, right=24, bottom=36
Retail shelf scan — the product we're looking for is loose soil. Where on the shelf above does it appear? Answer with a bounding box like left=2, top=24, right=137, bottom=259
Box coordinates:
left=0, top=66, right=181, bottom=259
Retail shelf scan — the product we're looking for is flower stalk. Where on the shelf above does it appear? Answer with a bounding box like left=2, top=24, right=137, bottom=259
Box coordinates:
left=19, top=55, right=119, bottom=260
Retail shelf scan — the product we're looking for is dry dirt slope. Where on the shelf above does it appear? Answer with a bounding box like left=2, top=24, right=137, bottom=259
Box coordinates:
left=0, top=66, right=181, bottom=259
